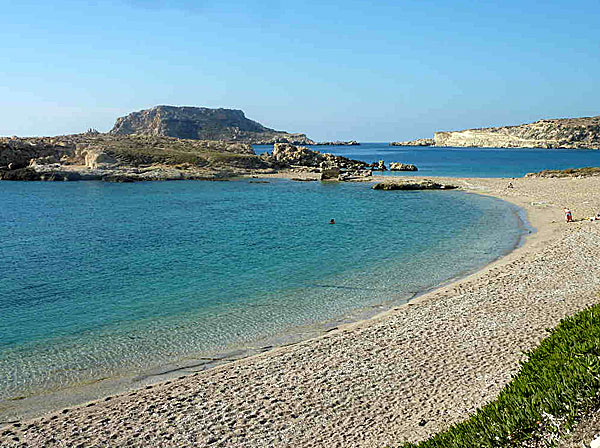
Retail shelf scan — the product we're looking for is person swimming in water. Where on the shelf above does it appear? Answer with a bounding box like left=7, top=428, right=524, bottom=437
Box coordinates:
left=329, top=219, right=335, bottom=224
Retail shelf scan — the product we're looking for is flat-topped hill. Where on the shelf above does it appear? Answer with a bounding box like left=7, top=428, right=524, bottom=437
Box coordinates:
left=434, top=115, right=600, bottom=149
left=110, top=105, right=314, bottom=145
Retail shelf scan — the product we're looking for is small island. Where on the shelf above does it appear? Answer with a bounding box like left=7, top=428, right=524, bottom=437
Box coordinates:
left=315, top=140, right=360, bottom=146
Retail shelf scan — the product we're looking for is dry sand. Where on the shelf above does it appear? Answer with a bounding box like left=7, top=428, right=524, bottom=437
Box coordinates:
left=2, top=176, right=600, bottom=447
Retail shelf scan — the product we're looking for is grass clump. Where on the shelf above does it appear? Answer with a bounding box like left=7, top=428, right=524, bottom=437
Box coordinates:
left=401, top=304, right=600, bottom=448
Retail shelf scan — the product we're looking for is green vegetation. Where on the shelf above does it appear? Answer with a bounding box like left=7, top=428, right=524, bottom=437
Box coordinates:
left=89, top=134, right=265, bottom=168
left=401, top=303, right=600, bottom=448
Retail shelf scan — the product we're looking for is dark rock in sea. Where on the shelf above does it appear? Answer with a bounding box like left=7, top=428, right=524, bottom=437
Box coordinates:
left=372, top=180, right=457, bottom=190
left=368, top=160, right=387, bottom=171
left=110, top=105, right=315, bottom=145
left=389, top=162, right=418, bottom=171
left=0, top=168, right=42, bottom=181
left=102, top=174, right=136, bottom=183
left=320, top=167, right=341, bottom=180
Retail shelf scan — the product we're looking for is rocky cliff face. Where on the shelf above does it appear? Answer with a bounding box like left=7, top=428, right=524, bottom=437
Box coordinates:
left=434, top=116, right=600, bottom=149
left=110, top=105, right=315, bottom=145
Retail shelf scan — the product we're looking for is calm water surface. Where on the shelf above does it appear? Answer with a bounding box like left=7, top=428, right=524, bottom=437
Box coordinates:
left=254, top=143, right=600, bottom=177
left=0, top=179, right=524, bottom=398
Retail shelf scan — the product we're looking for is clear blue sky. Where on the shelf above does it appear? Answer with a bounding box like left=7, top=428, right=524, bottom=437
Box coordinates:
left=1, top=0, right=599, bottom=140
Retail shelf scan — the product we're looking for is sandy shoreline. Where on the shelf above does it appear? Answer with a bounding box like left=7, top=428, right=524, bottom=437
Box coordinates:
left=3, top=175, right=600, bottom=447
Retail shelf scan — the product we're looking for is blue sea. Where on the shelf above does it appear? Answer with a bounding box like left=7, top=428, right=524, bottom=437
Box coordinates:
left=1, top=144, right=600, bottom=401
left=254, top=143, right=600, bottom=177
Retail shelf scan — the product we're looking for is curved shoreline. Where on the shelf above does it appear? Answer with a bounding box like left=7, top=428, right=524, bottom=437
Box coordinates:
left=3, top=175, right=600, bottom=447
left=0, top=180, right=526, bottom=424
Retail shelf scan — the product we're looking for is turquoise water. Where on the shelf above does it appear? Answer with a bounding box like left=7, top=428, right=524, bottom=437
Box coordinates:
left=0, top=179, right=524, bottom=399
left=254, top=143, right=600, bottom=177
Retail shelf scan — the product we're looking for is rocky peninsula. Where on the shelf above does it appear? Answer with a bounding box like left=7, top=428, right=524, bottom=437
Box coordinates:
left=0, top=133, right=270, bottom=182
left=111, top=105, right=315, bottom=145
left=0, top=133, right=373, bottom=182
left=392, top=115, right=600, bottom=149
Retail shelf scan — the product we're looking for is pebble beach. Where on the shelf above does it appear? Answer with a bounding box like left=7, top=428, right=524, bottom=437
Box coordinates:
left=2, top=176, right=600, bottom=447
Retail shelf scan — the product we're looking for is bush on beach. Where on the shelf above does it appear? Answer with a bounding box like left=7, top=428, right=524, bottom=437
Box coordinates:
left=400, top=302, right=600, bottom=448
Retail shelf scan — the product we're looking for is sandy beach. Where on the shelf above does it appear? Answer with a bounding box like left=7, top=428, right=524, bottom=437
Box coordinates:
left=2, top=175, right=600, bottom=447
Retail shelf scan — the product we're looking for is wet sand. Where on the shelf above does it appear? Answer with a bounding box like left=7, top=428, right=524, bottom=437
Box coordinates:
left=2, top=176, right=600, bottom=447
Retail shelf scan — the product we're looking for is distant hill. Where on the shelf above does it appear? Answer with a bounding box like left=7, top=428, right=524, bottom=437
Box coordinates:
left=110, top=105, right=314, bottom=145
left=433, top=116, right=600, bottom=149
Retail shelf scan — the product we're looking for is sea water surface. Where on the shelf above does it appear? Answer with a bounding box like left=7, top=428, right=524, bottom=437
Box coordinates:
left=254, top=143, right=600, bottom=177
left=0, top=179, right=525, bottom=400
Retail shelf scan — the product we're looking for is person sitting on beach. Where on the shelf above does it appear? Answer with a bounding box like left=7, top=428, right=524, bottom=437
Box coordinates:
left=564, top=208, right=573, bottom=223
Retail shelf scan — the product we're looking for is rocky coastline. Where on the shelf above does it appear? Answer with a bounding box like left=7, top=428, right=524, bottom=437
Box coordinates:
left=0, top=136, right=381, bottom=183
left=393, top=115, right=600, bottom=149
left=0, top=133, right=272, bottom=182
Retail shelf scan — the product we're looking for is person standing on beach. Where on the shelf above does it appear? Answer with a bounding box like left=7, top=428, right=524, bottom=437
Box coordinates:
left=565, top=208, right=573, bottom=222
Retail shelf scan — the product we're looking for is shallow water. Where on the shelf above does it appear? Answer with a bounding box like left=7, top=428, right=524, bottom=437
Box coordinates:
left=0, top=179, right=523, bottom=399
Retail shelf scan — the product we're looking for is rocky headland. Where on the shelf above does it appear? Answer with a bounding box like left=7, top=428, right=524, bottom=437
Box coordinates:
left=0, top=135, right=373, bottom=182
left=0, top=133, right=272, bottom=182
left=399, top=116, right=600, bottom=149
left=111, top=105, right=315, bottom=145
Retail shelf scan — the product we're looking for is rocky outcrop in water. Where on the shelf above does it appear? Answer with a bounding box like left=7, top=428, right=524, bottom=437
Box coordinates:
left=372, top=180, right=456, bottom=190
left=316, top=140, right=360, bottom=146
left=367, top=160, right=387, bottom=171
left=110, top=105, right=315, bottom=145
left=390, top=138, right=434, bottom=147
left=389, top=162, right=418, bottom=171
left=433, top=116, right=600, bottom=149
left=261, top=143, right=367, bottom=171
